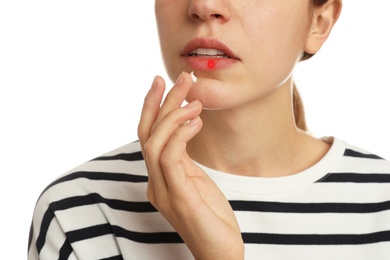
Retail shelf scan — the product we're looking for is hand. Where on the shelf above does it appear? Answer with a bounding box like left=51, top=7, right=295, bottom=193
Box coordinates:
left=138, top=72, right=244, bottom=260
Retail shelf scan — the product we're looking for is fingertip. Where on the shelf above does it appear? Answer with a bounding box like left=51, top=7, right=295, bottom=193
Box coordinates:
left=187, top=116, right=202, bottom=127
left=152, top=75, right=166, bottom=91
left=175, top=71, right=196, bottom=87
left=175, top=71, right=186, bottom=85
left=145, top=76, right=166, bottom=104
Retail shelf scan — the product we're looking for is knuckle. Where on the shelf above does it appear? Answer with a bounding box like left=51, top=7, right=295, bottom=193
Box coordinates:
left=166, top=109, right=186, bottom=129
left=171, top=128, right=184, bottom=140
left=159, top=151, right=173, bottom=170
left=143, top=141, right=155, bottom=158
left=170, top=128, right=188, bottom=147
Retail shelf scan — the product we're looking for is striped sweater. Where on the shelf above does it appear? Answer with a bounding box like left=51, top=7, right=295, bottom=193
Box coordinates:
left=28, top=137, right=390, bottom=259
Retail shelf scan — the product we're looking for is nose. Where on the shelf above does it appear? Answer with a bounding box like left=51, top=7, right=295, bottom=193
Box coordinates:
left=188, top=0, right=231, bottom=23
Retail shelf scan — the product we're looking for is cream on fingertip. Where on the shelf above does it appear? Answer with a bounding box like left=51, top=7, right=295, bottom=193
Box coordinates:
left=190, top=71, right=197, bottom=83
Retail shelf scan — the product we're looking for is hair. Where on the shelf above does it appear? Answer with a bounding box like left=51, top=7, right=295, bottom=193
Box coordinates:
left=293, top=0, right=329, bottom=131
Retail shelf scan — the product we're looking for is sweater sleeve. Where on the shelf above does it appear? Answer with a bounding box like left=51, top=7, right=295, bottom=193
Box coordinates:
left=28, top=199, right=77, bottom=260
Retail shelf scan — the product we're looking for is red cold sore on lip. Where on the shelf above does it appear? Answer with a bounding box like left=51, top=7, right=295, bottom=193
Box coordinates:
left=207, top=60, right=215, bottom=69
left=184, top=56, right=238, bottom=71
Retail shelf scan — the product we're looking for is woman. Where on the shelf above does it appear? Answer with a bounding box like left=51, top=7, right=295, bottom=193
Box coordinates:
left=28, top=0, right=390, bottom=259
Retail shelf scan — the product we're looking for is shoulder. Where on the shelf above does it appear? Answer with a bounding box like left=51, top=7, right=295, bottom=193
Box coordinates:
left=34, top=140, right=147, bottom=212
left=341, top=139, right=390, bottom=172
left=28, top=141, right=150, bottom=258
left=38, top=140, right=147, bottom=200
left=321, top=138, right=390, bottom=183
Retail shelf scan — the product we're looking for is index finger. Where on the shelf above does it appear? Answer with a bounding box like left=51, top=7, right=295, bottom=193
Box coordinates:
left=137, top=75, right=166, bottom=147
left=151, top=71, right=194, bottom=133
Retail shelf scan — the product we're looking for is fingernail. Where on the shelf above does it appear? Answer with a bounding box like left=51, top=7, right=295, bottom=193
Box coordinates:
left=151, top=76, right=159, bottom=89
left=175, top=72, right=185, bottom=85
left=185, top=100, right=198, bottom=109
left=188, top=116, right=200, bottom=126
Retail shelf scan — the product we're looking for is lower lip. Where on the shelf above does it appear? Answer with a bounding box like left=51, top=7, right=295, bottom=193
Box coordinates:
left=184, top=56, right=239, bottom=71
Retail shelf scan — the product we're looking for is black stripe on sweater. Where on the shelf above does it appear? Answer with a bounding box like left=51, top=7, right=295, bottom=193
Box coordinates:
left=317, top=173, right=390, bottom=183
left=66, top=224, right=183, bottom=244
left=242, top=230, right=390, bottom=245
left=100, top=255, right=123, bottom=260
left=101, top=256, right=124, bottom=260
left=48, top=193, right=156, bottom=213
left=42, top=171, right=148, bottom=194
left=344, top=149, right=383, bottom=159
left=92, top=151, right=144, bottom=162
left=229, top=200, right=390, bottom=213
left=58, top=239, right=73, bottom=259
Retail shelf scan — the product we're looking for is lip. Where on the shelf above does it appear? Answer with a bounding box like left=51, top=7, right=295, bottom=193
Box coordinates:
left=181, top=38, right=240, bottom=71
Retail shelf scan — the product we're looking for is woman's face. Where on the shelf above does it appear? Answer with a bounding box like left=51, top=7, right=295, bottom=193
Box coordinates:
left=155, top=0, right=313, bottom=109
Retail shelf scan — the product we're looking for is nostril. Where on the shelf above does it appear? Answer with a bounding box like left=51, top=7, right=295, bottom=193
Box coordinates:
left=191, top=13, right=201, bottom=20
left=191, top=13, right=223, bottom=21
left=191, top=13, right=222, bottom=20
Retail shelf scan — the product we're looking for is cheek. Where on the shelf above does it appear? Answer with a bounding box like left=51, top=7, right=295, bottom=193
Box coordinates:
left=155, top=3, right=176, bottom=41
left=155, top=3, right=185, bottom=81
left=243, top=7, right=310, bottom=81
left=244, top=3, right=310, bottom=55
left=155, top=1, right=189, bottom=39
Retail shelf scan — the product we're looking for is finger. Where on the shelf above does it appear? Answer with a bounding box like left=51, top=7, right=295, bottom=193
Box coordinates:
left=151, top=71, right=194, bottom=134
left=138, top=76, right=166, bottom=148
left=160, top=116, right=203, bottom=194
left=144, top=100, right=202, bottom=200
left=138, top=76, right=166, bottom=205
left=139, top=73, right=195, bottom=208
left=146, top=99, right=202, bottom=166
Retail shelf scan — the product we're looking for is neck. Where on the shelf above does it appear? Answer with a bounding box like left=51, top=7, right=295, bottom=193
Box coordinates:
left=187, top=80, right=330, bottom=178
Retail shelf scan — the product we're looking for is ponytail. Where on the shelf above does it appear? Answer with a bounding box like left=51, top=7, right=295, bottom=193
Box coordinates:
left=292, top=0, right=329, bottom=132
left=292, top=83, right=308, bottom=132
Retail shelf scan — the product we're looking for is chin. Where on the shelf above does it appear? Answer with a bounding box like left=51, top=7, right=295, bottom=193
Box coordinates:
left=185, top=79, right=239, bottom=110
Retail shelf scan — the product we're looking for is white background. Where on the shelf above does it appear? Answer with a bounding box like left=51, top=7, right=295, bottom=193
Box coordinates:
left=1, top=1, right=389, bottom=258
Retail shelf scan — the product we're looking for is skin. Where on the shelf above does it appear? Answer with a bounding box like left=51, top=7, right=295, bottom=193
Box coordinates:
left=138, top=0, right=342, bottom=258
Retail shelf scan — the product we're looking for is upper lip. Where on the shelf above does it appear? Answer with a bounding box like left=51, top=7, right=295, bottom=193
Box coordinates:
left=181, top=38, right=240, bottom=60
